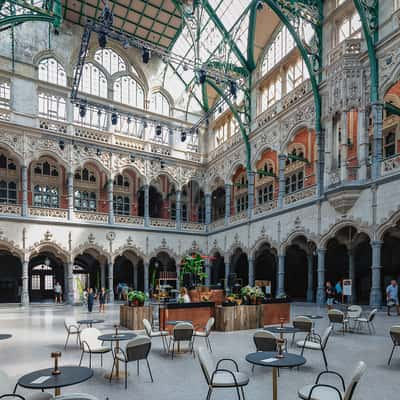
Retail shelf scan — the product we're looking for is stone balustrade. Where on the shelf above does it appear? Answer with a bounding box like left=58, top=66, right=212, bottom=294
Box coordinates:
left=39, top=119, right=68, bottom=134
left=209, top=218, right=225, bottom=231
left=284, top=186, right=316, bottom=205
left=114, top=215, right=145, bottom=225
left=0, top=204, right=21, bottom=215
left=229, top=210, right=248, bottom=224
left=328, top=38, right=362, bottom=65
left=29, top=207, right=68, bottom=218
left=74, top=125, right=110, bottom=143
left=181, top=222, right=206, bottom=232
left=382, top=154, right=400, bottom=176
left=149, top=218, right=176, bottom=228
left=74, top=211, right=108, bottom=223
left=253, top=200, right=277, bottom=216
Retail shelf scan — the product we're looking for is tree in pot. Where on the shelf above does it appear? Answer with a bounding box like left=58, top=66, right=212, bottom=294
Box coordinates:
left=127, top=290, right=146, bottom=307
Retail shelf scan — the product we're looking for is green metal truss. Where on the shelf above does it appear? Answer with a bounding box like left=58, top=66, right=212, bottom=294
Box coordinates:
left=0, top=0, right=62, bottom=31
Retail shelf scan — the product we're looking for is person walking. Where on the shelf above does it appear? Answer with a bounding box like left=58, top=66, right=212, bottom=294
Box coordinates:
left=87, top=288, right=95, bottom=313
left=326, top=281, right=334, bottom=310
left=54, top=282, right=62, bottom=304
left=98, top=287, right=106, bottom=313
left=386, top=280, right=400, bottom=316
left=335, top=280, right=343, bottom=304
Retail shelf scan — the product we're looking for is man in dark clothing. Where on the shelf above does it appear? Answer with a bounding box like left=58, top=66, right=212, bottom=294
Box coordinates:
left=87, top=288, right=95, bottom=312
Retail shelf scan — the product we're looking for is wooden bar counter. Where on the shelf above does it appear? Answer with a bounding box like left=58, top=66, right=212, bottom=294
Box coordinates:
left=159, top=302, right=215, bottom=331
left=120, top=305, right=152, bottom=330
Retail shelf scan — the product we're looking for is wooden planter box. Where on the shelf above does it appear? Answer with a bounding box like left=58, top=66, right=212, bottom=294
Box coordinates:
left=120, top=305, right=152, bottom=330
left=215, top=305, right=263, bottom=331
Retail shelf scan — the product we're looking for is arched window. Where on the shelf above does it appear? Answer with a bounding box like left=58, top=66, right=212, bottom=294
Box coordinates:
left=113, top=195, right=130, bottom=216
left=0, top=180, right=17, bottom=204
left=260, top=76, right=282, bottom=112
left=74, top=190, right=97, bottom=211
left=33, top=185, right=59, bottom=208
left=38, top=93, right=66, bottom=121
left=113, top=76, right=144, bottom=108
left=114, top=174, right=130, bottom=188
left=151, top=92, right=170, bottom=116
left=338, top=12, right=361, bottom=44
left=258, top=184, right=274, bottom=204
left=0, top=80, right=11, bottom=109
left=38, top=58, right=67, bottom=86
left=94, top=48, right=126, bottom=75
left=285, top=171, right=304, bottom=194
left=74, top=168, right=97, bottom=183
left=79, top=63, right=107, bottom=98
left=0, top=153, right=16, bottom=170
left=384, top=132, right=396, bottom=158
left=33, top=161, right=58, bottom=177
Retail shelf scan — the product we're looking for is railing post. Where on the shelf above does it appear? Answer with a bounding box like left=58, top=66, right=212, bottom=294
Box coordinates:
left=278, top=154, right=286, bottom=208
left=371, top=102, right=384, bottom=180
left=67, top=171, right=74, bottom=221
left=224, top=184, right=231, bottom=225
left=176, top=190, right=181, bottom=231
left=21, top=165, right=28, bottom=217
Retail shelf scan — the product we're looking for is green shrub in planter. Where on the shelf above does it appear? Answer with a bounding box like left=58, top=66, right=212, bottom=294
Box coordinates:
left=127, top=290, right=146, bottom=306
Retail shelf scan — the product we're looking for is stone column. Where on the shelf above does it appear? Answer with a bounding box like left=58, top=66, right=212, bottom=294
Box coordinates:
left=247, top=171, right=255, bottom=219
left=21, top=259, right=29, bottom=306
left=205, top=192, right=212, bottom=225
left=277, top=154, right=286, bottom=208
left=340, top=111, right=348, bottom=182
left=371, top=102, right=384, bottom=180
left=107, top=261, right=114, bottom=303
left=224, top=261, right=230, bottom=291
left=224, top=184, right=231, bottom=225
left=107, top=179, right=114, bottom=224
left=306, top=254, right=314, bottom=302
left=176, top=264, right=180, bottom=292
left=67, top=261, right=74, bottom=305
left=144, top=261, right=149, bottom=297
left=100, top=263, right=106, bottom=288
left=144, top=184, right=150, bottom=226
left=133, top=264, right=138, bottom=290
left=248, top=257, right=254, bottom=286
left=324, top=118, right=333, bottom=189
left=370, top=240, right=383, bottom=306
left=176, top=190, right=182, bottom=230
left=316, top=129, right=325, bottom=197
left=357, top=108, right=368, bottom=180
left=204, top=258, right=211, bottom=286
left=21, top=165, right=28, bottom=217
left=67, top=171, right=74, bottom=220
left=316, top=248, right=326, bottom=305
left=276, top=251, right=285, bottom=297
left=348, top=248, right=356, bottom=303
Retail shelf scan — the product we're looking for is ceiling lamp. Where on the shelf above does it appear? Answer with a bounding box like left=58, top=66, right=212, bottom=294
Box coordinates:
left=58, top=140, right=65, bottom=150
left=155, top=125, right=162, bottom=136
left=79, top=104, right=86, bottom=118
left=257, top=1, right=263, bottom=11
left=181, top=131, right=187, bottom=142
left=98, top=31, right=107, bottom=49
left=229, top=80, right=237, bottom=99
left=111, top=112, right=118, bottom=125
left=141, top=47, right=151, bottom=64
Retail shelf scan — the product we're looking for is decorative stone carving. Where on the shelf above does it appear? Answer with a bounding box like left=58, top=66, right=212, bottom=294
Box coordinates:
left=88, top=233, right=95, bottom=244
left=327, top=188, right=363, bottom=215
left=44, top=230, right=53, bottom=241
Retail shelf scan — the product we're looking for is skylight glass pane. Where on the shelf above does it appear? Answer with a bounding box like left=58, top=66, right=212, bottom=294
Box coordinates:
left=214, top=0, right=248, bottom=31
left=234, top=13, right=249, bottom=55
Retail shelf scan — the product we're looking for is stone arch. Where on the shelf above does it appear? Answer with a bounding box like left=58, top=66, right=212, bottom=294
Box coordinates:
left=146, top=245, right=179, bottom=264
left=281, top=122, right=314, bottom=153
left=225, top=161, right=246, bottom=183
left=377, top=207, right=400, bottom=240
left=0, top=238, right=24, bottom=260
left=28, top=240, right=69, bottom=263
left=72, top=243, right=110, bottom=262
left=74, top=158, right=110, bottom=177
left=113, top=165, right=146, bottom=183
left=226, top=241, right=247, bottom=261
left=250, top=236, right=278, bottom=259
left=149, top=172, right=179, bottom=192
left=209, top=245, right=224, bottom=257
left=33, top=50, right=68, bottom=75
left=320, top=219, right=371, bottom=249
left=0, top=143, right=24, bottom=166
left=381, top=65, right=400, bottom=98
left=28, top=150, right=69, bottom=173
left=151, top=86, right=175, bottom=111
left=280, top=229, right=318, bottom=253
left=206, top=175, right=225, bottom=193
left=112, top=244, right=146, bottom=263
left=252, top=146, right=276, bottom=170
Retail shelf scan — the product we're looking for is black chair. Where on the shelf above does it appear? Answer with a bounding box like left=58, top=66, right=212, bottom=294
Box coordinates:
left=388, top=325, right=400, bottom=365
left=110, top=335, right=153, bottom=389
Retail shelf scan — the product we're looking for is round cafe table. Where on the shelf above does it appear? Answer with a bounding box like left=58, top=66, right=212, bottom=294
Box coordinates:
left=303, top=315, right=324, bottom=320
left=15, top=366, right=93, bottom=396
left=98, top=332, right=136, bottom=380
left=77, top=319, right=104, bottom=328
left=165, top=320, right=192, bottom=326
left=0, top=334, right=12, bottom=340
left=246, top=351, right=306, bottom=400
left=265, top=326, right=301, bottom=334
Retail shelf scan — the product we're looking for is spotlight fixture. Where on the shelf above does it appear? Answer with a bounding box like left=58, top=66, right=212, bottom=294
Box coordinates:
left=122, top=39, right=129, bottom=49
left=98, top=31, right=107, bottom=49
left=96, top=148, right=102, bottom=156
left=229, top=80, right=237, bottom=99
left=127, top=116, right=131, bottom=124
left=160, top=160, right=165, bottom=169
left=143, top=121, right=148, bottom=129
left=111, top=112, right=118, bottom=125
left=155, top=125, right=162, bottom=136
left=141, top=47, right=150, bottom=64
left=58, top=140, right=65, bottom=150
left=183, top=63, right=188, bottom=71
left=79, top=103, right=86, bottom=118
left=256, top=1, right=263, bottom=11
left=97, top=109, right=102, bottom=116
left=181, top=131, right=187, bottom=142
left=198, top=69, right=207, bottom=84
left=130, top=154, right=135, bottom=163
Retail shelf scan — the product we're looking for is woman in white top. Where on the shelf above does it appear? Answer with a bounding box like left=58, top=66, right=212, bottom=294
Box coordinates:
left=179, top=287, right=191, bottom=303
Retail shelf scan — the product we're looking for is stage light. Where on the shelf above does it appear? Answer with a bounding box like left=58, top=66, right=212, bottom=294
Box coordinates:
left=122, top=39, right=129, bottom=49
left=257, top=1, right=263, bottom=11
left=127, top=116, right=131, bottom=124
left=229, top=80, right=237, bottom=98
left=130, top=154, right=135, bottom=163
left=59, top=140, right=65, bottom=150
left=143, top=121, right=148, bottom=129
left=141, top=47, right=150, bottom=64
left=198, top=69, right=206, bottom=84
left=181, top=131, right=187, bottom=142
left=97, top=109, right=102, bottom=116
left=160, top=160, right=165, bottom=169
left=79, top=104, right=86, bottom=118
left=111, top=112, right=118, bottom=125
left=98, top=31, right=107, bottom=49
left=155, top=125, right=162, bottom=136
left=96, top=148, right=102, bottom=156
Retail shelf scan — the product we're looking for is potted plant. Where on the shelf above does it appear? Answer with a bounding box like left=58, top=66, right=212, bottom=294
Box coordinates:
left=127, top=290, right=146, bottom=307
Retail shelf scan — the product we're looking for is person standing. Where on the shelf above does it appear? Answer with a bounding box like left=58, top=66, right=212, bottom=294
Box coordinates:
left=386, top=280, right=400, bottom=316
left=98, top=287, right=106, bottom=313
left=335, top=280, right=343, bottom=304
left=87, top=288, right=95, bottom=313
left=326, top=281, right=334, bottom=310
left=54, top=282, right=62, bottom=304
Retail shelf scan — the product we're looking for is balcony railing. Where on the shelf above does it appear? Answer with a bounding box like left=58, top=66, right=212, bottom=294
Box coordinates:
left=382, top=154, right=400, bottom=176
left=284, top=186, right=316, bottom=205
left=149, top=218, right=176, bottom=229
left=29, top=207, right=68, bottom=218
left=209, top=218, right=225, bottom=231
left=253, top=200, right=277, bottom=216
left=0, top=203, right=21, bottom=215
left=181, top=222, right=206, bottom=232
left=114, top=215, right=145, bottom=225
left=328, top=38, right=362, bottom=65
left=230, top=210, right=248, bottom=224
left=74, top=211, right=108, bottom=223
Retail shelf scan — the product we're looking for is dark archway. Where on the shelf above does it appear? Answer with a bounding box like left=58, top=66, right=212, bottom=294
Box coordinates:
left=138, top=185, right=163, bottom=218
left=0, top=251, right=21, bottom=303
left=149, top=252, right=176, bottom=293
left=230, top=248, right=249, bottom=286
left=211, top=186, right=226, bottom=221
left=254, top=243, right=277, bottom=295
left=29, top=252, right=64, bottom=302
left=114, top=255, right=134, bottom=288
left=285, top=244, right=308, bottom=300
left=382, top=228, right=400, bottom=298
left=210, top=252, right=225, bottom=287
left=326, top=238, right=348, bottom=285
left=73, top=252, right=102, bottom=292
left=354, top=238, right=372, bottom=304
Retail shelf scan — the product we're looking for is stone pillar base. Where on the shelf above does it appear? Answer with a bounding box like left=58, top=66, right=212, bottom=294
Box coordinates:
left=316, top=288, right=325, bottom=305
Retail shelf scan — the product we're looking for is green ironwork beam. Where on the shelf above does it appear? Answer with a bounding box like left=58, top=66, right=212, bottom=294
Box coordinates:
left=385, top=102, right=400, bottom=117
left=353, top=0, right=379, bottom=102
left=246, top=0, right=258, bottom=71
left=201, top=82, right=209, bottom=111
left=206, top=78, right=251, bottom=172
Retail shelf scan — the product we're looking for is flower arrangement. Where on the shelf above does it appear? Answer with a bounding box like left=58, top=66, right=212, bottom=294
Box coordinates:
left=240, top=286, right=265, bottom=304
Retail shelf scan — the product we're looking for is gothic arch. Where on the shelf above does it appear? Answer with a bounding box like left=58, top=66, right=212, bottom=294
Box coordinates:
left=377, top=207, right=400, bottom=240
left=225, top=162, right=246, bottom=183
left=0, top=143, right=24, bottom=166
left=226, top=241, right=247, bottom=260
left=72, top=243, right=110, bottom=262
left=0, top=237, right=24, bottom=260
left=320, top=220, right=372, bottom=249
left=146, top=245, right=180, bottom=264
left=74, top=158, right=110, bottom=177
left=151, top=86, right=175, bottom=111
left=252, top=146, right=276, bottom=170
left=280, top=229, right=318, bottom=253
left=28, top=241, right=69, bottom=263
left=33, top=51, right=68, bottom=76
left=206, top=175, right=226, bottom=193
left=250, top=236, right=278, bottom=259
left=281, top=123, right=313, bottom=153
left=112, top=244, right=146, bottom=263
left=112, top=165, right=146, bottom=183
left=27, top=150, right=69, bottom=172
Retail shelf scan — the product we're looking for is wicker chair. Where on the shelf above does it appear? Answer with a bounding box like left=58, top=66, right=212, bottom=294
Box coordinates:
left=346, top=305, right=363, bottom=330
left=328, top=309, right=348, bottom=334
left=143, top=318, right=168, bottom=352
left=55, top=395, right=99, bottom=400
left=168, top=322, right=194, bottom=359
left=198, top=347, right=249, bottom=400
left=78, top=328, right=111, bottom=368
left=194, top=317, right=215, bottom=352
left=64, top=318, right=81, bottom=349
left=355, top=308, right=377, bottom=334
left=297, top=326, right=333, bottom=370
left=110, top=335, right=153, bottom=389
left=292, top=316, right=313, bottom=344
left=252, top=330, right=277, bottom=373
left=388, top=325, right=400, bottom=365
left=298, top=361, right=366, bottom=400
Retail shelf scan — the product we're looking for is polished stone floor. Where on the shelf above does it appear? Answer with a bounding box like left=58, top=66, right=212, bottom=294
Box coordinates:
left=0, top=303, right=399, bottom=400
